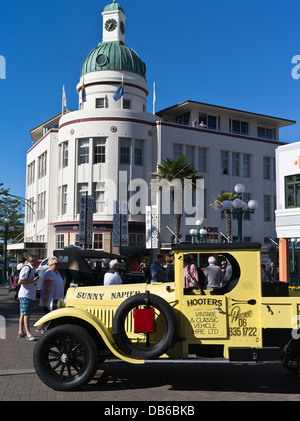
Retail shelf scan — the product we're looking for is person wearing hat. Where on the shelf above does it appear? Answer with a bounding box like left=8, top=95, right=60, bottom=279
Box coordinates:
left=104, top=260, right=122, bottom=285
left=150, top=254, right=167, bottom=283
left=165, top=257, right=174, bottom=282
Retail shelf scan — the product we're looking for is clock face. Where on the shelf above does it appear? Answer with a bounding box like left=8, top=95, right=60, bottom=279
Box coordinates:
left=120, top=21, right=125, bottom=34
left=105, top=18, right=117, bottom=32
left=96, top=54, right=108, bottom=67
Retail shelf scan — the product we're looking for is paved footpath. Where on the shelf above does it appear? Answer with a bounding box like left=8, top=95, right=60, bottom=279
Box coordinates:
left=2, top=284, right=300, bottom=403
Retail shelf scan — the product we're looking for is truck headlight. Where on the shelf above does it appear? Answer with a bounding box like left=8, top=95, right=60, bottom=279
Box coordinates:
left=50, top=298, right=65, bottom=311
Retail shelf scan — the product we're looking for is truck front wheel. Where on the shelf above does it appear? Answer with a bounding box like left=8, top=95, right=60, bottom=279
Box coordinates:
left=33, top=324, right=99, bottom=391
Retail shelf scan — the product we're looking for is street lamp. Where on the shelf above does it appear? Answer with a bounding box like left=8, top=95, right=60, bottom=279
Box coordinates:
left=189, top=220, right=207, bottom=244
left=222, top=184, right=258, bottom=243
left=0, top=218, right=14, bottom=284
left=2, top=192, right=35, bottom=214
left=190, top=221, right=207, bottom=268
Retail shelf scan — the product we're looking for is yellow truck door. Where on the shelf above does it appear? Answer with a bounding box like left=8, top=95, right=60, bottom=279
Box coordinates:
left=183, top=294, right=228, bottom=339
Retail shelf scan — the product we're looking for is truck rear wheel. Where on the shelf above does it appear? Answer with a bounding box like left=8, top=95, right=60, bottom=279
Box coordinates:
left=112, top=293, right=177, bottom=359
left=33, top=324, right=99, bottom=391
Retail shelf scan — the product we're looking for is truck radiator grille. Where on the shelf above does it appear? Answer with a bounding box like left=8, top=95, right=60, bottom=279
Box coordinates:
left=85, top=307, right=136, bottom=333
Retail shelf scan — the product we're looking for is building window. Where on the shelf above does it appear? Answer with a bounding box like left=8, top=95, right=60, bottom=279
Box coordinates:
left=285, top=174, right=300, bottom=208
left=77, top=183, right=88, bottom=213
left=120, top=139, right=131, bottom=164
left=94, top=138, right=106, bottom=164
left=59, top=142, right=68, bottom=168
left=198, top=113, right=220, bottom=130
left=257, top=127, right=276, bottom=140
left=173, top=144, right=183, bottom=160
left=230, top=119, right=249, bottom=136
left=96, top=98, right=105, bottom=108
left=263, top=157, right=271, bottom=180
left=37, top=191, right=46, bottom=220
left=198, top=148, right=207, bottom=173
left=221, top=151, right=229, bottom=175
left=38, top=152, right=47, bottom=178
left=26, top=197, right=35, bottom=223
left=94, top=233, right=103, bottom=249
left=123, top=99, right=131, bottom=109
left=175, top=112, right=190, bottom=126
left=243, top=154, right=251, bottom=177
left=186, top=146, right=195, bottom=166
left=264, top=194, right=271, bottom=221
left=93, top=182, right=105, bottom=213
left=27, top=162, right=35, bottom=185
left=78, top=139, right=89, bottom=164
left=129, top=233, right=145, bottom=247
left=232, top=152, right=240, bottom=177
left=62, top=185, right=67, bottom=215
left=56, top=234, right=64, bottom=249
left=134, top=140, right=143, bottom=166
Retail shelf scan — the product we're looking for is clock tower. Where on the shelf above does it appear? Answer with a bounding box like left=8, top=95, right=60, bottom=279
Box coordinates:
left=102, top=0, right=126, bottom=43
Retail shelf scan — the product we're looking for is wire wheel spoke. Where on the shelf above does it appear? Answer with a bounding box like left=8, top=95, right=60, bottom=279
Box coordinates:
left=46, top=336, right=85, bottom=379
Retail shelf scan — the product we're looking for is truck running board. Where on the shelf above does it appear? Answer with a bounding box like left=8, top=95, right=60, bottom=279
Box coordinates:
left=229, top=347, right=281, bottom=362
left=143, top=348, right=282, bottom=364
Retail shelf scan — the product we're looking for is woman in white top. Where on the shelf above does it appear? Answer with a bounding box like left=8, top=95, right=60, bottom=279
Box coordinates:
left=37, top=257, right=64, bottom=332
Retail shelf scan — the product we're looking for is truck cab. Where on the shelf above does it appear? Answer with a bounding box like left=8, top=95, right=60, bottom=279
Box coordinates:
left=33, top=243, right=300, bottom=391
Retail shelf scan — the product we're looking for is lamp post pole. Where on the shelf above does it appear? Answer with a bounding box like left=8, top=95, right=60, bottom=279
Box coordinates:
left=222, top=184, right=258, bottom=243
left=190, top=221, right=207, bottom=267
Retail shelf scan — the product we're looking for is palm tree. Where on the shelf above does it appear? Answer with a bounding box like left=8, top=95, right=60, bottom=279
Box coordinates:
left=211, top=191, right=237, bottom=242
left=151, top=155, right=200, bottom=244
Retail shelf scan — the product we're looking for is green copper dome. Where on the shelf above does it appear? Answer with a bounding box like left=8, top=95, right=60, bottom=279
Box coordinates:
left=103, top=1, right=125, bottom=14
left=81, top=41, right=146, bottom=79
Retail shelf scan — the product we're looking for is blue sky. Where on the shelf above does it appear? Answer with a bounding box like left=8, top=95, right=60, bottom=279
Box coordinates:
left=0, top=0, right=300, bottom=199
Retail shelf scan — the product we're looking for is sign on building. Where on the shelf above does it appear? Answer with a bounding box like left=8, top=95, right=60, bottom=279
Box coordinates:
left=79, top=194, right=94, bottom=247
left=145, top=205, right=159, bottom=249
left=113, top=201, right=120, bottom=247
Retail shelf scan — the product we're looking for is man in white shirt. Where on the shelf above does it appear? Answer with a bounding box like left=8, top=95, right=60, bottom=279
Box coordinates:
left=104, top=260, right=122, bottom=285
left=18, top=254, right=39, bottom=341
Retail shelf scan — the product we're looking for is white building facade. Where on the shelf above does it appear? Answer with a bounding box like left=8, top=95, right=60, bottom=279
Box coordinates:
left=20, top=1, right=295, bottom=259
left=275, top=141, right=300, bottom=282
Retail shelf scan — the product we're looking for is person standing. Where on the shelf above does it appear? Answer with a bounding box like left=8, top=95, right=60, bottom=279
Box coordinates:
left=150, top=254, right=167, bottom=283
left=18, top=254, right=39, bottom=341
left=104, top=260, right=122, bottom=285
left=165, top=257, right=175, bottom=282
left=183, top=254, right=199, bottom=288
left=37, top=257, right=65, bottom=333
left=203, top=256, right=222, bottom=290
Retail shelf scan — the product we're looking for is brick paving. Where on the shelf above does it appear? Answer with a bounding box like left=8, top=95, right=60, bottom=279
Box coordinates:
left=1, top=284, right=300, bottom=402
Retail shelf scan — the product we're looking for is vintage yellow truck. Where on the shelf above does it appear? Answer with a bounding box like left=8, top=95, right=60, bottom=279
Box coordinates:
left=33, top=243, right=300, bottom=391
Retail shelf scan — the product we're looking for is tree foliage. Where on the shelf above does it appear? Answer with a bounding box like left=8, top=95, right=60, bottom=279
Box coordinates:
left=151, top=155, right=201, bottom=244
left=0, top=181, right=25, bottom=249
left=210, top=191, right=237, bottom=242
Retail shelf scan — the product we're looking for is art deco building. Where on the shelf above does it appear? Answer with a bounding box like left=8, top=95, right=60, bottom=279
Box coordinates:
left=13, top=1, right=295, bottom=259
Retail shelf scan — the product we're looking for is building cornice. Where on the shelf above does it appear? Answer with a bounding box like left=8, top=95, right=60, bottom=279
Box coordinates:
left=156, top=121, right=286, bottom=146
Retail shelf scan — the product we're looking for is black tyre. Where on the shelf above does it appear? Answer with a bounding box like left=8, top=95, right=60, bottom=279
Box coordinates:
left=112, top=293, right=177, bottom=359
left=33, top=324, right=99, bottom=391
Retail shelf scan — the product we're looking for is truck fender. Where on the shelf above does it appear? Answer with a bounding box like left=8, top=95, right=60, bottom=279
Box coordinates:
left=34, top=308, right=145, bottom=365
